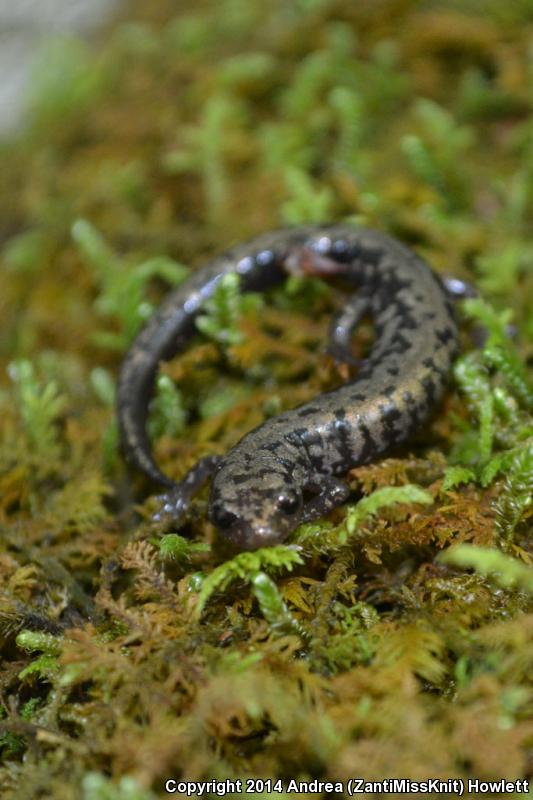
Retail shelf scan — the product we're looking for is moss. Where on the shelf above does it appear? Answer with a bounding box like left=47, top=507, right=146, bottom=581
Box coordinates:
left=0, top=0, right=531, bottom=795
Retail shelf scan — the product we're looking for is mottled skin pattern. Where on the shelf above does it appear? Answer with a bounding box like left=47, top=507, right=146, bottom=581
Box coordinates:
left=117, top=225, right=459, bottom=550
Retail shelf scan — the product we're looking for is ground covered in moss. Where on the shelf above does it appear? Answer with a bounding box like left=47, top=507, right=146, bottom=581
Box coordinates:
left=0, top=0, right=532, bottom=797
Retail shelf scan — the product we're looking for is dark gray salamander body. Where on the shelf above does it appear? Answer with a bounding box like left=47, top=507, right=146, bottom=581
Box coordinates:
left=118, top=225, right=459, bottom=549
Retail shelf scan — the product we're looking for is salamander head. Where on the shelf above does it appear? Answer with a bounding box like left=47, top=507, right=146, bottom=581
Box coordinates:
left=209, top=461, right=303, bottom=550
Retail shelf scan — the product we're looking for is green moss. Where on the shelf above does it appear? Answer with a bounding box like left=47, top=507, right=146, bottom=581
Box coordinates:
left=439, top=544, right=533, bottom=593
left=0, top=0, right=531, bottom=795
left=196, top=545, right=304, bottom=617
left=195, top=273, right=263, bottom=346
left=72, top=218, right=188, bottom=351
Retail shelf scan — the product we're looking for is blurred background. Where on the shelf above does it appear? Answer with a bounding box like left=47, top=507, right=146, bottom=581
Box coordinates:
left=0, top=0, right=120, bottom=135
left=0, top=2, right=531, bottom=795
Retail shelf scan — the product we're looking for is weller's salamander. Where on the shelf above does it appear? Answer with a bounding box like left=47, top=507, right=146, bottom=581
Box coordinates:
left=118, top=225, right=460, bottom=550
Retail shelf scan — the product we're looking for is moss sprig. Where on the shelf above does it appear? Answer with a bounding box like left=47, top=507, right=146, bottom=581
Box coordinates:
left=251, top=571, right=310, bottom=640
left=156, top=533, right=209, bottom=562
left=462, top=298, right=532, bottom=410
left=147, top=375, right=187, bottom=441
left=16, top=629, right=62, bottom=681
left=293, top=484, right=433, bottom=554
left=72, top=219, right=188, bottom=351
left=0, top=0, right=532, bottom=792
left=440, top=544, right=533, bottom=593
left=82, top=773, right=156, bottom=800
left=494, top=442, right=533, bottom=543
left=162, top=93, right=249, bottom=225
left=195, top=272, right=262, bottom=347
left=195, top=545, right=304, bottom=617
left=401, top=99, right=475, bottom=211
left=7, top=359, right=67, bottom=463
left=449, top=299, right=532, bottom=495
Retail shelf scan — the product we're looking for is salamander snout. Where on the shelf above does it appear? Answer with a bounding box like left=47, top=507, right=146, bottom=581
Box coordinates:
left=214, top=520, right=286, bottom=551
left=209, top=470, right=303, bottom=550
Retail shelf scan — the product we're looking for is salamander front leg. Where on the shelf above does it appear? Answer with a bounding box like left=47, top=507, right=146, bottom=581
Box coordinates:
left=300, top=477, right=351, bottom=523
left=153, top=455, right=221, bottom=523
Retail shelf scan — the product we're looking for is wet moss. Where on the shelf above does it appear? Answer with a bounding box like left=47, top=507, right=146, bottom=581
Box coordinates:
left=0, top=0, right=531, bottom=796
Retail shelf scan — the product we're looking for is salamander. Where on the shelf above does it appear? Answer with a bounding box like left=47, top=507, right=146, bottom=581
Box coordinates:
left=117, top=224, right=461, bottom=550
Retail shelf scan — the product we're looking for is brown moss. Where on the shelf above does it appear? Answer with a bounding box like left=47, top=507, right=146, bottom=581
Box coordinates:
left=0, top=0, right=531, bottom=796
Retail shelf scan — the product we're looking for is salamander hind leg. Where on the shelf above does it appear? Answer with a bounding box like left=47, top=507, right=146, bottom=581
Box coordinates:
left=152, top=455, right=221, bottom=524
left=327, top=290, right=373, bottom=368
left=299, top=477, right=351, bottom=524
left=442, top=275, right=478, bottom=300
left=442, top=275, right=518, bottom=344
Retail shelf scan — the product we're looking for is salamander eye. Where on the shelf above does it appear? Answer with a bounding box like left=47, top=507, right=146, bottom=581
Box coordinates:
left=276, top=492, right=300, bottom=515
left=212, top=507, right=238, bottom=530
